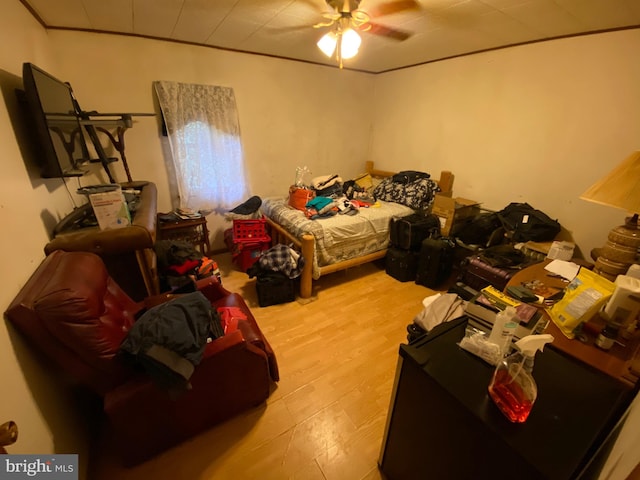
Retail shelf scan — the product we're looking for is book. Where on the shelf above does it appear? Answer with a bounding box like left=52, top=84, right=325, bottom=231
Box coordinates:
left=520, top=279, right=563, bottom=301
left=464, top=287, right=548, bottom=340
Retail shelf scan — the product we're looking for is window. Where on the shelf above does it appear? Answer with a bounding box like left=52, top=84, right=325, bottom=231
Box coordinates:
left=154, top=81, right=248, bottom=212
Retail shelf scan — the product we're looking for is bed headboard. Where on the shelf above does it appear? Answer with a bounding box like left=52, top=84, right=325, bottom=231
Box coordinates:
left=365, top=161, right=454, bottom=197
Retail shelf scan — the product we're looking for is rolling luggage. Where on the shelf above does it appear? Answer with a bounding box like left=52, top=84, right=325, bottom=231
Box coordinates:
left=390, top=214, right=440, bottom=251
left=458, top=255, right=516, bottom=291
left=415, top=237, right=456, bottom=288
left=386, top=247, right=420, bottom=282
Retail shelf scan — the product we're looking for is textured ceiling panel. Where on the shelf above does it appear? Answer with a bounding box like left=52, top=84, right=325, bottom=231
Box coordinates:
left=21, top=0, right=640, bottom=73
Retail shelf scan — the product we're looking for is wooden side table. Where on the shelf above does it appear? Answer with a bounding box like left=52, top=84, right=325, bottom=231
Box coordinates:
left=507, top=259, right=640, bottom=386
left=157, top=214, right=211, bottom=255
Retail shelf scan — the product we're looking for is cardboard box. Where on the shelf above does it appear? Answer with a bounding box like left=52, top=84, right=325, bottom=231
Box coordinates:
left=89, top=188, right=131, bottom=230
left=431, top=194, right=481, bottom=236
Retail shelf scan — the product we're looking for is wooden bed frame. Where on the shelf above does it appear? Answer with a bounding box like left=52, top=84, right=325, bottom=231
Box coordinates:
left=265, top=161, right=454, bottom=299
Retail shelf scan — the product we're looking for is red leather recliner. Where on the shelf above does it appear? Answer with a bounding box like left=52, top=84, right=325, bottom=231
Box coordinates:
left=5, top=250, right=279, bottom=465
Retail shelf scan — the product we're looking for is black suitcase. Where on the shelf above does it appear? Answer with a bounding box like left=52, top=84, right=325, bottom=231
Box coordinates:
left=255, top=272, right=296, bottom=307
left=386, top=247, right=420, bottom=282
left=458, top=256, right=516, bottom=291
left=415, top=237, right=456, bottom=288
left=390, top=214, right=440, bottom=250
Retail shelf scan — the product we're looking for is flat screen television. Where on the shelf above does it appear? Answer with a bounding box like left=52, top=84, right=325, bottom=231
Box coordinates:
left=21, top=62, right=89, bottom=178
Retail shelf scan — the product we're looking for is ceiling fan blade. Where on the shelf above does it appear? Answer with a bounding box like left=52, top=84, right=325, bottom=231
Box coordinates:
left=366, top=21, right=412, bottom=41
left=367, top=0, right=420, bottom=18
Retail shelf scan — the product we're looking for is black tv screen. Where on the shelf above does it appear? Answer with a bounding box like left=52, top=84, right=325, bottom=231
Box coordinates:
left=21, top=62, right=89, bottom=178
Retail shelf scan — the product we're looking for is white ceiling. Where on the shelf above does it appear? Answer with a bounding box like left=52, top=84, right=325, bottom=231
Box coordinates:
left=20, top=0, right=640, bottom=73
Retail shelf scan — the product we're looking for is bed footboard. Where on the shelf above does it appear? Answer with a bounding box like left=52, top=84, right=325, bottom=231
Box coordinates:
left=264, top=216, right=315, bottom=298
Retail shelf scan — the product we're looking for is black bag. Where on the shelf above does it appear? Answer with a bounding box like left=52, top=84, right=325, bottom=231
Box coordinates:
left=477, top=244, right=529, bottom=269
left=455, top=212, right=503, bottom=246
left=389, top=213, right=440, bottom=250
left=497, top=203, right=561, bottom=242
left=386, top=247, right=420, bottom=282
left=415, top=237, right=456, bottom=288
left=255, top=271, right=296, bottom=307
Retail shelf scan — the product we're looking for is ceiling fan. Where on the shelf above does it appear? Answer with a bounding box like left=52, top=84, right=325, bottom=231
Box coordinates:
left=313, top=0, right=420, bottom=67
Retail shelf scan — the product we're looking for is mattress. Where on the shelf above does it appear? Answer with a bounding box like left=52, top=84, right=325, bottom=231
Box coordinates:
left=261, top=197, right=414, bottom=279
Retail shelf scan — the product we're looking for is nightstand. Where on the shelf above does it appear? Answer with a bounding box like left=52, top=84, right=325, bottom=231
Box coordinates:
left=157, top=214, right=211, bottom=255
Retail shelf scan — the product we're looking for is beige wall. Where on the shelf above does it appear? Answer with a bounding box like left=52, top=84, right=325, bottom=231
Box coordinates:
left=0, top=0, right=375, bottom=475
left=49, top=30, right=376, bottom=249
left=1, top=0, right=639, bottom=478
left=371, top=28, right=640, bottom=259
left=0, top=1, right=96, bottom=474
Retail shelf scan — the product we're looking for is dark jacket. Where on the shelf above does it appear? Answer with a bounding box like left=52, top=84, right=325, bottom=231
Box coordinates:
left=120, top=291, right=221, bottom=391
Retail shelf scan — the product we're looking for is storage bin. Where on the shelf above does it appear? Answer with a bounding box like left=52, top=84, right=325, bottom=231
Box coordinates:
left=256, top=273, right=296, bottom=307
left=232, top=239, right=270, bottom=271
left=232, top=217, right=269, bottom=243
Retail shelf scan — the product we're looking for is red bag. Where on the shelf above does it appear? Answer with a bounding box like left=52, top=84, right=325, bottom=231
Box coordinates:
left=288, top=186, right=315, bottom=212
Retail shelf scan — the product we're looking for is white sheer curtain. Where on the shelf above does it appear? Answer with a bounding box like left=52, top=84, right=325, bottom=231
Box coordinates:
left=154, top=80, right=248, bottom=213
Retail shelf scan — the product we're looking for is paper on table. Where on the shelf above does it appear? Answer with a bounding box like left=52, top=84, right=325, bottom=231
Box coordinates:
left=544, top=259, right=580, bottom=281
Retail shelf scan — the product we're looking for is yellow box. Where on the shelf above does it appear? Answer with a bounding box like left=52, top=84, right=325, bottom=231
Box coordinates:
left=431, top=194, right=480, bottom=236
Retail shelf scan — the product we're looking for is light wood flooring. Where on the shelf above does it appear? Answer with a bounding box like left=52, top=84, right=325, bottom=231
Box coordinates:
left=92, top=253, right=441, bottom=480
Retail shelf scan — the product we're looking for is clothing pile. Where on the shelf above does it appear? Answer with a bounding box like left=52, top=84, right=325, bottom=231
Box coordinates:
left=247, top=244, right=304, bottom=280
left=119, top=291, right=223, bottom=393
left=246, top=244, right=305, bottom=306
left=119, top=291, right=249, bottom=394
left=312, top=174, right=343, bottom=198
left=154, top=240, right=220, bottom=293
left=303, top=173, right=377, bottom=220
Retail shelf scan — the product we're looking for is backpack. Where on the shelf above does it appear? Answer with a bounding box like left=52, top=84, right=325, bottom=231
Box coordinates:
left=497, top=203, right=561, bottom=242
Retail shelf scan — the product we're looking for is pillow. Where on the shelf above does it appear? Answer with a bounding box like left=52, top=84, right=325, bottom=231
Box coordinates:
left=353, top=172, right=373, bottom=191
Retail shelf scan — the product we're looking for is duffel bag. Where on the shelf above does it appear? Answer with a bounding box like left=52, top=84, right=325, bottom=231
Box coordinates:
left=497, top=203, right=561, bottom=242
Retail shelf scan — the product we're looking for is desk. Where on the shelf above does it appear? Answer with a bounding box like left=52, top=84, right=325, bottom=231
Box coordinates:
left=507, top=260, right=640, bottom=386
left=379, top=318, right=635, bottom=480
left=157, top=214, right=210, bottom=255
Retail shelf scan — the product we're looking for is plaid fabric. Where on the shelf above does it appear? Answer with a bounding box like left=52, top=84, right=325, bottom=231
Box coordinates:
left=258, top=244, right=305, bottom=279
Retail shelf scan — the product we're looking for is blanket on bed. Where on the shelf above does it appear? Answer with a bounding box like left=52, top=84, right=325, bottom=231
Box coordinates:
left=261, top=198, right=414, bottom=279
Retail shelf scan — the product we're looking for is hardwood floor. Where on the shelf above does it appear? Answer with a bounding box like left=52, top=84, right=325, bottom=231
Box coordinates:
left=92, top=253, right=441, bottom=480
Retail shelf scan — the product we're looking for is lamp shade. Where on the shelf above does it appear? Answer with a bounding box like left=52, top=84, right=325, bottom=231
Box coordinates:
left=580, top=151, right=640, bottom=213
left=317, top=31, right=338, bottom=57
left=340, top=29, right=361, bottom=59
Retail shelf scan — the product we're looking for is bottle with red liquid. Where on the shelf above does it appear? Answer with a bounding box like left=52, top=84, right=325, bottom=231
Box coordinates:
left=488, top=334, right=554, bottom=423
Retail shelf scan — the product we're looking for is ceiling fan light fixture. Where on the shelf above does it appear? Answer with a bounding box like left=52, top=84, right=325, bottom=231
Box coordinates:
left=340, top=28, right=361, bottom=59
left=317, top=31, right=338, bottom=57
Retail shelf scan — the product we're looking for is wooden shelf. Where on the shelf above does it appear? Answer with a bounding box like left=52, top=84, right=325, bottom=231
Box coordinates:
left=157, top=214, right=210, bottom=255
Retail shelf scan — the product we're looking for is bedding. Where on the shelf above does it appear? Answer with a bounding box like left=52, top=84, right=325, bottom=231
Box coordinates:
left=261, top=162, right=454, bottom=299
left=261, top=197, right=414, bottom=280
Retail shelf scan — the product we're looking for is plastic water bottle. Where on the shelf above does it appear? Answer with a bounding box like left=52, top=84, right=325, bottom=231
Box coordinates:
left=488, top=306, right=519, bottom=357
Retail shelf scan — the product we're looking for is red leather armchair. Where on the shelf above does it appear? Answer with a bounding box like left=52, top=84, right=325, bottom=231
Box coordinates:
left=5, top=250, right=278, bottom=465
